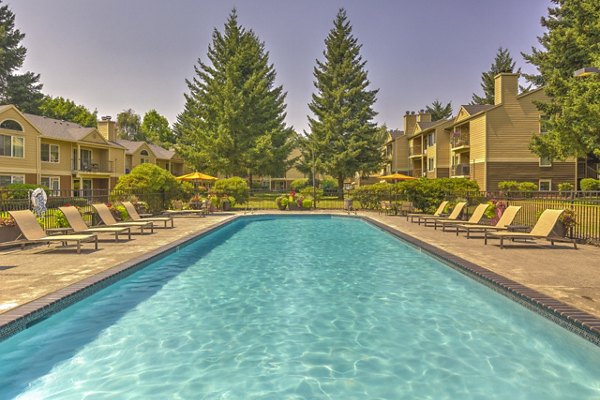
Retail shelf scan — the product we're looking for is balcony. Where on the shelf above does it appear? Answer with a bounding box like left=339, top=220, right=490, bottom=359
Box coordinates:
left=451, top=164, right=470, bottom=177
left=409, top=146, right=423, bottom=158
left=72, top=159, right=114, bottom=174
left=451, top=133, right=470, bottom=150
left=410, top=168, right=423, bottom=178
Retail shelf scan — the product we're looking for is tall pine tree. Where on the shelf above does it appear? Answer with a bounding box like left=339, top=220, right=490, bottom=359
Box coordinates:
left=175, top=10, right=295, bottom=181
left=306, top=9, right=384, bottom=191
left=523, top=0, right=600, bottom=158
left=471, top=47, right=519, bottom=105
left=425, top=99, right=453, bottom=121
left=0, top=0, right=43, bottom=112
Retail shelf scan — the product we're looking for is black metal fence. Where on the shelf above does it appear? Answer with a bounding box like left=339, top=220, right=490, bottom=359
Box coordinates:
left=1, top=187, right=599, bottom=243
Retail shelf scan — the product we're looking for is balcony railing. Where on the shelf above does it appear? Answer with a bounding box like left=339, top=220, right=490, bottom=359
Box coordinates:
left=451, top=133, right=470, bottom=149
left=451, top=164, right=470, bottom=176
left=409, top=146, right=423, bottom=157
left=72, top=159, right=114, bottom=173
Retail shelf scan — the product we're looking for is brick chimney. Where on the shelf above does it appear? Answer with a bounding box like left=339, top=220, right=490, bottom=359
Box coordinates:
left=97, top=115, right=117, bottom=142
left=417, top=110, right=431, bottom=123
left=403, top=111, right=417, bottom=135
left=494, top=73, right=519, bottom=105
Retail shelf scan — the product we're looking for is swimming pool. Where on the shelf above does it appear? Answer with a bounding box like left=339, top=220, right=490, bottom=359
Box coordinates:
left=0, top=215, right=599, bottom=398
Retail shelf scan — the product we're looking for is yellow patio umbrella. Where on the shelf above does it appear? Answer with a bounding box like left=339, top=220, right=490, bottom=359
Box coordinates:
left=175, top=171, right=218, bottom=182
left=176, top=171, right=218, bottom=192
left=379, top=172, right=417, bottom=182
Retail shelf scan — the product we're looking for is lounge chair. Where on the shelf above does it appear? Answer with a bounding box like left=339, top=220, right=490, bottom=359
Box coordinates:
left=452, top=205, right=522, bottom=238
left=438, top=203, right=490, bottom=231
left=92, top=203, right=154, bottom=234
left=8, top=210, right=98, bottom=253
left=59, top=206, right=132, bottom=241
left=419, top=202, right=467, bottom=229
left=122, top=201, right=174, bottom=228
left=485, top=209, right=577, bottom=249
left=379, top=201, right=392, bottom=215
left=407, top=201, right=449, bottom=223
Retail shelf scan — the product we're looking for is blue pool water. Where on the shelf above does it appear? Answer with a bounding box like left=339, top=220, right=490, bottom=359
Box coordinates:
left=0, top=215, right=599, bottom=399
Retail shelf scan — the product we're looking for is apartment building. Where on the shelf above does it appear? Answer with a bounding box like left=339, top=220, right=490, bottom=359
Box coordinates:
left=445, top=73, right=577, bottom=191
left=404, top=112, right=453, bottom=179
left=383, top=128, right=409, bottom=175
left=0, top=105, right=186, bottom=192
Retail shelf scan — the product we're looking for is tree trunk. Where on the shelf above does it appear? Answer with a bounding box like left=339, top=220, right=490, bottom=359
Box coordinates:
left=338, top=174, right=345, bottom=199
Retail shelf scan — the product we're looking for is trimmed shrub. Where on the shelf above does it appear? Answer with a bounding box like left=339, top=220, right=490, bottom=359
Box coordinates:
left=320, top=177, right=338, bottom=190
left=213, top=177, right=249, bottom=205
left=302, top=198, right=313, bottom=209
left=290, top=178, right=309, bottom=191
left=557, top=182, right=574, bottom=192
left=498, top=181, right=520, bottom=192
left=580, top=178, right=600, bottom=191
left=111, top=163, right=180, bottom=211
left=518, top=182, right=538, bottom=191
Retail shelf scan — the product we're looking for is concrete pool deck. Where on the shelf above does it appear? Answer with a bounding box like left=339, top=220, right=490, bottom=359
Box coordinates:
left=1, top=211, right=599, bottom=338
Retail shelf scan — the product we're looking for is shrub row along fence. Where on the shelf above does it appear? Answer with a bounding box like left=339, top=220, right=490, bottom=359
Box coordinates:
left=1, top=187, right=599, bottom=243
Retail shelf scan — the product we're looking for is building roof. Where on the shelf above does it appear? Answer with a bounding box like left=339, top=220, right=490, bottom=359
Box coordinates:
left=389, top=129, right=404, bottom=140
left=0, top=105, right=11, bottom=114
left=148, top=143, right=175, bottom=160
left=116, top=139, right=176, bottom=160
left=24, top=113, right=96, bottom=141
left=462, top=104, right=494, bottom=115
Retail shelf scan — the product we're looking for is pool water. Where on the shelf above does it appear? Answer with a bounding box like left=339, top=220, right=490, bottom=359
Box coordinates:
left=0, top=215, right=599, bottom=399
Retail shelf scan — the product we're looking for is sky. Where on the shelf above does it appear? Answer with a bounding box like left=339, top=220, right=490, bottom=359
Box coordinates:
left=7, top=0, right=550, bottom=133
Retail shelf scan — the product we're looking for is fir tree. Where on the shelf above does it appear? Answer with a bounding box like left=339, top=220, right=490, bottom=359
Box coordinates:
left=0, top=1, right=43, bottom=112
left=306, top=9, right=384, bottom=192
left=175, top=9, right=295, bottom=181
left=523, top=0, right=600, bottom=158
left=471, top=47, right=519, bottom=105
left=425, top=99, right=452, bottom=121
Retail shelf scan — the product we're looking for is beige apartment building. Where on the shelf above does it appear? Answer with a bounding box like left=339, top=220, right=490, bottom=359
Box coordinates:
left=0, top=105, right=185, bottom=192
left=386, top=73, right=579, bottom=191
left=383, top=128, right=409, bottom=175
left=445, top=73, right=576, bottom=191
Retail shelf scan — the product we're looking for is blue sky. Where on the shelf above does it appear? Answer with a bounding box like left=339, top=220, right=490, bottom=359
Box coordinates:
left=8, top=0, right=549, bottom=133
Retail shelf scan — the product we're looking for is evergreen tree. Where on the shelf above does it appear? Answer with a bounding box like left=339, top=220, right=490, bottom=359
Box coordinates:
left=471, top=47, right=519, bottom=105
left=306, top=9, right=384, bottom=192
left=523, top=0, right=600, bottom=158
left=0, top=1, right=43, bottom=112
left=141, top=110, right=174, bottom=147
left=425, top=99, right=452, bottom=121
left=117, top=109, right=143, bottom=141
left=175, top=9, right=295, bottom=181
left=39, top=96, right=97, bottom=127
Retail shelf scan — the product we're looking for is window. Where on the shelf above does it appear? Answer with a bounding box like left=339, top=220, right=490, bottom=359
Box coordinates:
left=539, top=179, right=551, bottom=191
left=0, top=134, right=24, bottom=158
left=41, top=143, right=60, bottom=163
left=539, top=155, right=552, bottom=167
left=41, top=176, right=60, bottom=194
left=427, top=132, right=435, bottom=147
left=428, top=157, right=435, bottom=171
left=140, top=150, right=149, bottom=164
left=0, top=119, right=23, bottom=131
left=0, top=175, right=24, bottom=187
